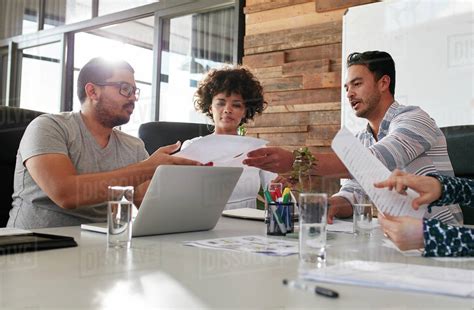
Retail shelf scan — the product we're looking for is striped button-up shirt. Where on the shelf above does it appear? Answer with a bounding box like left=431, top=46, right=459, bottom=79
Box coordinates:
left=334, top=101, right=463, bottom=225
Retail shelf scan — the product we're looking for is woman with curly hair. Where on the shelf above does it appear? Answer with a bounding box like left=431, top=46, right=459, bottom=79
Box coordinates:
left=182, top=65, right=276, bottom=210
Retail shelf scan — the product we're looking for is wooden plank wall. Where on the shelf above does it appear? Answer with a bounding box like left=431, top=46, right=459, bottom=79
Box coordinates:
left=243, top=0, right=377, bottom=193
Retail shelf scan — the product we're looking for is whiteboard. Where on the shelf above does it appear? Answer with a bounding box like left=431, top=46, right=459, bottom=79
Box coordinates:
left=342, top=0, right=474, bottom=132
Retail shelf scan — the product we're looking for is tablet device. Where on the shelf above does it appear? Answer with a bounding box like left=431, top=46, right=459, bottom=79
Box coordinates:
left=0, top=232, right=77, bottom=255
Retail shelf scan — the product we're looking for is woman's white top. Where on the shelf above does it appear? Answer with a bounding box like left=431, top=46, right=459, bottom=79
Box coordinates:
left=182, top=136, right=276, bottom=210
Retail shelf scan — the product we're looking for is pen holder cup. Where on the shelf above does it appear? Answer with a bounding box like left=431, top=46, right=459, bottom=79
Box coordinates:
left=265, top=202, right=295, bottom=236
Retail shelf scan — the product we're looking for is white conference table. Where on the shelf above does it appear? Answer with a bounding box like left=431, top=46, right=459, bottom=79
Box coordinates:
left=0, top=217, right=472, bottom=309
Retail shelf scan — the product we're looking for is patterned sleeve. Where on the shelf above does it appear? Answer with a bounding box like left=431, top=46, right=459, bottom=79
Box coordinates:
left=422, top=218, right=474, bottom=257
left=331, top=178, right=360, bottom=206
left=427, top=174, right=473, bottom=207
left=368, top=108, right=438, bottom=171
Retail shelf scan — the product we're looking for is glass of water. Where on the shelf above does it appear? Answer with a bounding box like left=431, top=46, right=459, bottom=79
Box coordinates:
left=298, top=193, right=328, bottom=265
left=107, top=186, right=134, bottom=249
left=352, top=192, right=373, bottom=236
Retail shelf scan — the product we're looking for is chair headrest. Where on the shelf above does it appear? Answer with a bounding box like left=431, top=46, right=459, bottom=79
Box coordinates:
left=440, top=125, right=474, bottom=178
left=138, top=121, right=213, bottom=154
left=0, top=107, right=44, bottom=163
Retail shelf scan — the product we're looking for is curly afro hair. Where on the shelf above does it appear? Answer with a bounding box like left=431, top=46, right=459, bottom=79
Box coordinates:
left=194, top=65, right=266, bottom=125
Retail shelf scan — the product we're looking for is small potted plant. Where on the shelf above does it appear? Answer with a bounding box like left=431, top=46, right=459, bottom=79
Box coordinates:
left=291, top=147, right=317, bottom=192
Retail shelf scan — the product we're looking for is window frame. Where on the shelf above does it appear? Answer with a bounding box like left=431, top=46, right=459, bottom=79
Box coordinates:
left=0, top=0, right=241, bottom=120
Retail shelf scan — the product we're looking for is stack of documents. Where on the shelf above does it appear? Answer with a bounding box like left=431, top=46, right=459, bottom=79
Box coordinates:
left=302, top=260, right=474, bottom=298
left=184, top=235, right=298, bottom=256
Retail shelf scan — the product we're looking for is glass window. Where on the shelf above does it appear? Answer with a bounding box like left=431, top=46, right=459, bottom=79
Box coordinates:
left=98, top=0, right=158, bottom=16
left=73, top=16, right=154, bottom=137
left=0, top=0, right=38, bottom=38
left=44, top=0, right=92, bottom=29
left=20, top=41, right=62, bottom=112
left=159, top=7, right=235, bottom=123
left=0, top=51, right=8, bottom=105
left=23, top=0, right=39, bottom=34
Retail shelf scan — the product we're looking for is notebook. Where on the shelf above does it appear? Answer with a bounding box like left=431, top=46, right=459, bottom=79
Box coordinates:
left=81, top=165, right=243, bottom=237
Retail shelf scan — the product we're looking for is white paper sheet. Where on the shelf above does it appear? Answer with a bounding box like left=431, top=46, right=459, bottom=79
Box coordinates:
left=331, top=127, right=425, bottom=218
left=222, top=208, right=265, bottom=220
left=327, top=219, right=380, bottom=233
left=302, top=260, right=474, bottom=298
left=175, top=135, right=268, bottom=166
left=184, top=235, right=298, bottom=256
left=327, top=219, right=354, bottom=233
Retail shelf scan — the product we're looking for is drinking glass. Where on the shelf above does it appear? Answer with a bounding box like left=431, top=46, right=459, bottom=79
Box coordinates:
left=352, top=193, right=373, bottom=236
left=107, top=186, right=133, bottom=249
left=298, top=193, right=328, bottom=265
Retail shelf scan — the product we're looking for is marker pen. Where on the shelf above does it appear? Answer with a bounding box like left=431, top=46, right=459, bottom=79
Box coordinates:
left=282, top=279, right=339, bottom=298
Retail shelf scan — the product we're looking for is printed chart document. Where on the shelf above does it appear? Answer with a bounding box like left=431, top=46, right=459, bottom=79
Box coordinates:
left=184, top=235, right=298, bottom=256
left=302, top=260, right=474, bottom=298
left=175, top=135, right=267, bottom=166
left=331, top=127, right=425, bottom=218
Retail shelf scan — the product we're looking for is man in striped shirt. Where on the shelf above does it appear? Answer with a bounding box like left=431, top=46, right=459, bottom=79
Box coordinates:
left=331, top=51, right=462, bottom=225
left=244, top=50, right=463, bottom=225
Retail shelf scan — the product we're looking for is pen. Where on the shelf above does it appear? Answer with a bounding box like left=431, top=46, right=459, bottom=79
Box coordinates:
left=274, top=187, right=283, bottom=199
left=264, top=189, right=274, bottom=203
left=282, top=279, right=339, bottom=298
left=289, top=190, right=298, bottom=207
left=282, top=187, right=291, bottom=203
left=270, top=204, right=287, bottom=234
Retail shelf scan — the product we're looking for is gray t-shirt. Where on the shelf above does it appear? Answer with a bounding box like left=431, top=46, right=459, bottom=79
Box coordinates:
left=7, top=112, right=149, bottom=229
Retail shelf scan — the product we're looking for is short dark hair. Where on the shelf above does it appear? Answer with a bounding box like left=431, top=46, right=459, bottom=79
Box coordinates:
left=77, top=57, right=135, bottom=103
left=194, top=65, right=266, bottom=124
left=347, top=51, right=396, bottom=96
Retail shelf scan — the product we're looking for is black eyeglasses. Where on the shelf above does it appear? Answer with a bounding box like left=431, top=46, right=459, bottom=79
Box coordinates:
left=95, top=82, right=140, bottom=100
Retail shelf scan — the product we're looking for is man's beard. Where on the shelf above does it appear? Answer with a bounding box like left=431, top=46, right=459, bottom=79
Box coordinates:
left=95, top=98, right=133, bottom=128
left=355, top=91, right=381, bottom=119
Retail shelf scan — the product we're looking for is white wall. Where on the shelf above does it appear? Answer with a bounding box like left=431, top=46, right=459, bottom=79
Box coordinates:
left=342, top=0, right=474, bottom=132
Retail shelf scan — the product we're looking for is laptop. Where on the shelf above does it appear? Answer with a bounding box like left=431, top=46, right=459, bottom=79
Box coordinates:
left=81, top=165, right=243, bottom=237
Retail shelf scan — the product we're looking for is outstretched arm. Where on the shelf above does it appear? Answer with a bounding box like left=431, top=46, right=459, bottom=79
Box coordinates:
left=26, top=142, right=201, bottom=209
left=244, top=147, right=349, bottom=177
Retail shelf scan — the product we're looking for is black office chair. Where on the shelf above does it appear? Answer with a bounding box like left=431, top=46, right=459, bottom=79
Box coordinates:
left=0, top=106, right=44, bottom=227
left=440, top=125, right=474, bottom=224
left=138, top=121, right=214, bottom=154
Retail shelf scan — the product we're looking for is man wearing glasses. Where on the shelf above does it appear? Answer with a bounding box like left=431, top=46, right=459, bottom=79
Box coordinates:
left=7, top=57, right=200, bottom=229
left=244, top=51, right=462, bottom=226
